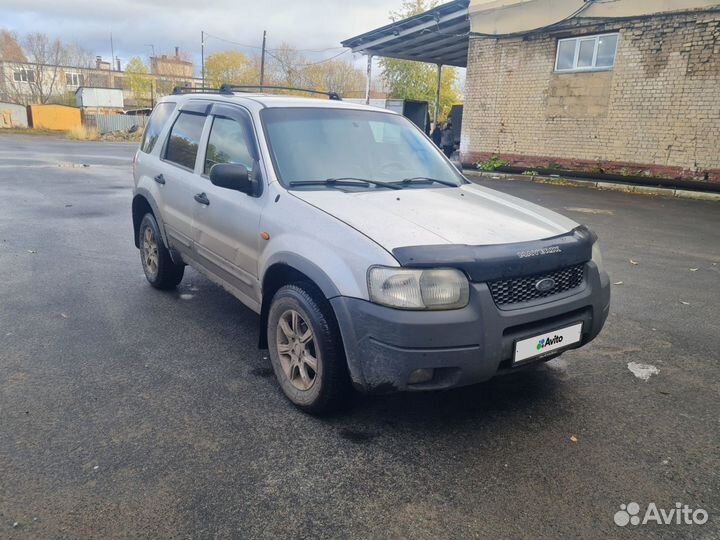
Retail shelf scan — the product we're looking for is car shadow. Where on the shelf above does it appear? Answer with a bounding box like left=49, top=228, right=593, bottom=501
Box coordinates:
left=324, top=365, right=570, bottom=439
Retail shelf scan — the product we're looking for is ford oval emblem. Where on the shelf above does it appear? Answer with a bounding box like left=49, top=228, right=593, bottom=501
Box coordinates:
left=535, top=278, right=556, bottom=293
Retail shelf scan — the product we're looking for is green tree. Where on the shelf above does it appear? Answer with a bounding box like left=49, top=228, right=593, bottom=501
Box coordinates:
left=379, top=0, right=461, bottom=120
left=125, top=57, right=151, bottom=104
left=205, top=51, right=259, bottom=88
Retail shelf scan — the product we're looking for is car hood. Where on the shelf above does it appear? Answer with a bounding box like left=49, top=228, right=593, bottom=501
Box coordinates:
left=290, top=183, right=579, bottom=252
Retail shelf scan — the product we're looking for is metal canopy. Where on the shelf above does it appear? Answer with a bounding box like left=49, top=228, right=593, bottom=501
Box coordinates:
left=341, top=0, right=470, bottom=68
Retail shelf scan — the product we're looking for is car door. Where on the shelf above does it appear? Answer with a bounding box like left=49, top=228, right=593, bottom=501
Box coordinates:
left=192, top=103, right=266, bottom=303
left=157, top=101, right=211, bottom=257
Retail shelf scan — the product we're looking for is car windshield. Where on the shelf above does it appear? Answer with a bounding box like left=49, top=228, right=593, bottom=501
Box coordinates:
left=261, top=108, right=465, bottom=189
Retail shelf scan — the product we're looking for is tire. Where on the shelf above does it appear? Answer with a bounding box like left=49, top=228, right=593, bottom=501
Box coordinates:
left=267, top=282, right=352, bottom=414
left=138, top=213, right=184, bottom=290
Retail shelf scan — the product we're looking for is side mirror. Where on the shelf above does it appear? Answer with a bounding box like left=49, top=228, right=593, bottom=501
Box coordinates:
left=209, top=163, right=254, bottom=195
left=451, top=159, right=463, bottom=172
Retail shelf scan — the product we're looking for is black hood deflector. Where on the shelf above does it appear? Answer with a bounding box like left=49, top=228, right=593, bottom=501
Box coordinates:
left=392, top=226, right=595, bottom=282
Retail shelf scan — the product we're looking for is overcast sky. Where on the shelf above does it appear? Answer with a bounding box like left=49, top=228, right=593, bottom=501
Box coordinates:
left=1, top=0, right=405, bottom=70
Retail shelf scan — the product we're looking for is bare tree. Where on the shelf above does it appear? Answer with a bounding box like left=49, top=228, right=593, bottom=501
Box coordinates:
left=1, top=32, right=67, bottom=104
left=0, top=32, right=95, bottom=104
left=63, top=42, right=94, bottom=69
left=267, top=43, right=310, bottom=88
left=304, top=58, right=367, bottom=97
left=23, top=33, right=65, bottom=103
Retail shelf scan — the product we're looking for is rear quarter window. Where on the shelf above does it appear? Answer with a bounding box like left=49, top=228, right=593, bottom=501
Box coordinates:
left=140, top=102, right=177, bottom=154
left=164, top=112, right=207, bottom=170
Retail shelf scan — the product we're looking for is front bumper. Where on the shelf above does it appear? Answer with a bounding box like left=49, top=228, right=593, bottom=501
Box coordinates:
left=330, top=262, right=610, bottom=393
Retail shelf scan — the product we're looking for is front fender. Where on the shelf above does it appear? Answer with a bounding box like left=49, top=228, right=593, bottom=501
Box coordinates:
left=262, top=250, right=343, bottom=300
left=259, top=231, right=396, bottom=301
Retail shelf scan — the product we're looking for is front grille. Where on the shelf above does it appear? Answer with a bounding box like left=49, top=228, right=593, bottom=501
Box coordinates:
left=488, top=264, right=585, bottom=307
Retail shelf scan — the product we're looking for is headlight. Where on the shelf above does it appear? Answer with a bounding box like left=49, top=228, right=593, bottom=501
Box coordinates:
left=367, top=266, right=470, bottom=310
left=592, top=241, right=604, bottom=270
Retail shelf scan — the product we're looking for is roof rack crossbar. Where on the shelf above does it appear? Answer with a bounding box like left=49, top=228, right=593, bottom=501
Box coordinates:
left=218, top=84, right=342, bottom=101
left=172, top=87, right=224, bottom=95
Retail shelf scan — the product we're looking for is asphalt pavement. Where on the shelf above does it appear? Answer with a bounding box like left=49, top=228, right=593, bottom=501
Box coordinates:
left=0, top=134, right=718, bottom=539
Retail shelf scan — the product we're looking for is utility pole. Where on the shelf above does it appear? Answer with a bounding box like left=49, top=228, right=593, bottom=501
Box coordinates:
left=145, top=44, right=155, bottom=61
left=260, top=30, right=267, bottom=89
left=110, top=33, right=115, bottom=71
left=201, top=30, right=205, bottom=89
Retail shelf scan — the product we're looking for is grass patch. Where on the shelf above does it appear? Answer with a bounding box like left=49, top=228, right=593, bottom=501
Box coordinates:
left=476, top=156, right=510, bottom=171
left=66, top=126, right=100, bottom=141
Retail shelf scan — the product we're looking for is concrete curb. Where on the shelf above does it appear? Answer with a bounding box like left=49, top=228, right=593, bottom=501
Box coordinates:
left=464, top=170, right=720, bottom=202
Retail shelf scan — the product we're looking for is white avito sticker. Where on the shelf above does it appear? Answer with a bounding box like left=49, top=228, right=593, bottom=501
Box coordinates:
left=514, top=322, right=583, bottom=363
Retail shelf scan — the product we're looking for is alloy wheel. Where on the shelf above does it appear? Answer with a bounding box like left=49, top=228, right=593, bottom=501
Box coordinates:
left=275, top=309, right=319, bottom=391
left=142, top=225, right=159, bottom=278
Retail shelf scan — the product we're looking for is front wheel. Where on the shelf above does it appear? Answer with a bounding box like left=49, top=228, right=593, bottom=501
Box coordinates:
left=138, top=213, right=184, bottom=290
left=267, top=283, right=352, bottom=414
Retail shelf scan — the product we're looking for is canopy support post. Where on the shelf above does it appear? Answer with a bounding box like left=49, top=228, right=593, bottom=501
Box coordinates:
left=365, top=55, right=373, bottom=104
left=434, top=63, right=443, bottom=126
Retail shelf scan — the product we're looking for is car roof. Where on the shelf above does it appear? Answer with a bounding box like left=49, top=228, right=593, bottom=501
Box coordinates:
left=161, top=92, right=395, bottom=113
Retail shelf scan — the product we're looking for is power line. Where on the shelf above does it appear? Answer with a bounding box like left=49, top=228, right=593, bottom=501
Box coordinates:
left=202, top=32, right=263, bottom=50
left=292, top=45, right=347, bottom=53
left=202, top=31, right=347, bottom=54
left=296, top=49, right=350, bottom=66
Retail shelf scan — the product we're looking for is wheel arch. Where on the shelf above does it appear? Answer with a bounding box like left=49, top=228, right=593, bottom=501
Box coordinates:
left=132, top=190, right=168, bottom=249
left=259, top=255, right=341, bottom=349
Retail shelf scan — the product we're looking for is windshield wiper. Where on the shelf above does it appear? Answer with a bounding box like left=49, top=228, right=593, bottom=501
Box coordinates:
left=289, top=177, right=402, bottom=190
left=398, top=177, right=459, bottom=187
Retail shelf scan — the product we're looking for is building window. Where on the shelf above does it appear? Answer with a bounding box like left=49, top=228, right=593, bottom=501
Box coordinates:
left=555, top=33, right=619, bottom=72
left=13, top=69, right=35, bottom=83
left=66, top=72, right=84, bottom=86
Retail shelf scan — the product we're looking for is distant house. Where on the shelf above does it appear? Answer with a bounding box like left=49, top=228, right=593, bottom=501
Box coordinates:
left=344, top=0, right=720, bottom=182
left=151, top=47, right=194, bottom=79
left=0, top=47, right=202, bottom=107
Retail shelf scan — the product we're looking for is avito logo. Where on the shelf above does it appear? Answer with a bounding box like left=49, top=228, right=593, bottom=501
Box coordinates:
left=537, top=334, right=563, bottom=350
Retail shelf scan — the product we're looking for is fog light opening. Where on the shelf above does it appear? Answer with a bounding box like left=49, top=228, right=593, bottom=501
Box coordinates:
left=408, top=368, right=435, bottom=385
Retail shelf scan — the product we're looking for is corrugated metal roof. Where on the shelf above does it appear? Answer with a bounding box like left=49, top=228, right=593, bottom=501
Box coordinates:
left=341, top=0, right=470, bottom=67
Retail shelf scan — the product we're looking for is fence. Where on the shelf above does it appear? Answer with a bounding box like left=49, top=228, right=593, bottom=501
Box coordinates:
left=84, top=114, right=148, bottom=134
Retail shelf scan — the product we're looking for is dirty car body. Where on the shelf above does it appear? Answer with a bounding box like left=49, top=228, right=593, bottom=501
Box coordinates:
left=131, top=91, right=610, bottom=411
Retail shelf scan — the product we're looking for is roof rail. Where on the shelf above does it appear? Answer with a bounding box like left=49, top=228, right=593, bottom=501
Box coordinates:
left=172, top=86, right=223, bottom=95
left=218, top=85, right=342, bottom=101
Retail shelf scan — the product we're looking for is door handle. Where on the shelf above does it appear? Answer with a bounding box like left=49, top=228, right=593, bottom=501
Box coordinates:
left=194, top=192, right=210, bottom=205
left=153, top=174, right=165, bottom=185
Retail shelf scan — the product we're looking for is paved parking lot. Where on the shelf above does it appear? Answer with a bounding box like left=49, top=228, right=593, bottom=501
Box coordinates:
left=0, top=134, right=718, bottom=539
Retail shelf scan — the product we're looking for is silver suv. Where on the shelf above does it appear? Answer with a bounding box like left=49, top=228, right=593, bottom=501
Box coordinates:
left=131, top=88, right=610, bottom=414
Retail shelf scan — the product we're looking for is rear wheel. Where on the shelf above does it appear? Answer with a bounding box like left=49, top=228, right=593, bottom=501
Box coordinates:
left=139, top=213, right=184, bottom=290
left=267, top=283, right=351, bottom=414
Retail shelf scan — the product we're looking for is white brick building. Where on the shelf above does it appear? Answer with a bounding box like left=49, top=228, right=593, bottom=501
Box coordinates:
left=344, top=0, right=720, bottom=183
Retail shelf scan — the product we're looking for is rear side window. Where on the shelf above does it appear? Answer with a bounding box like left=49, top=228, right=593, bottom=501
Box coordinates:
left=164, top=112, right=206, bottom=170
left=140, top=102, right=176, bottom=154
